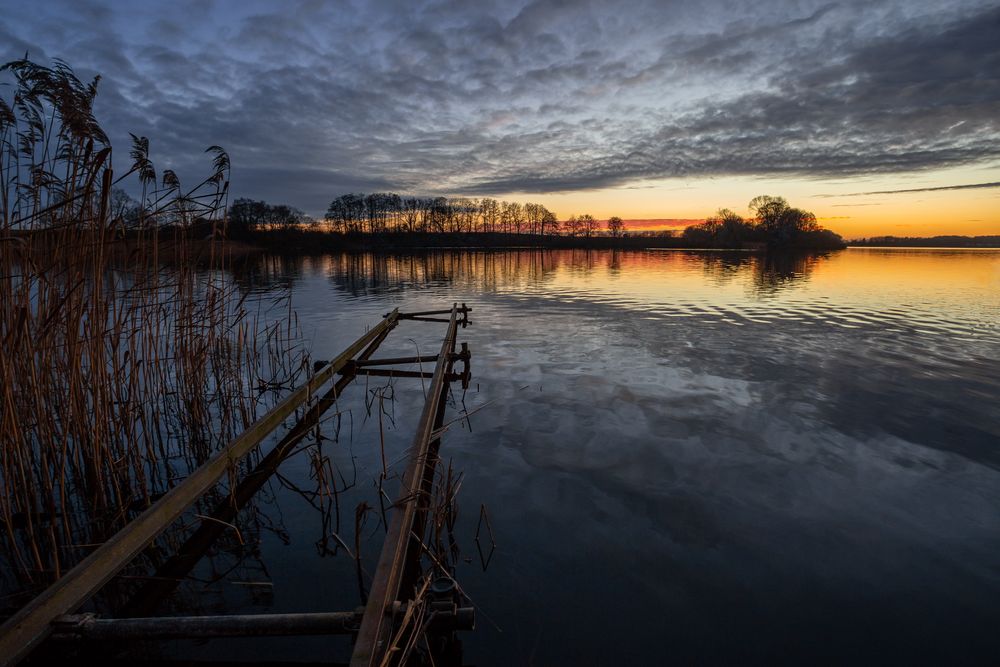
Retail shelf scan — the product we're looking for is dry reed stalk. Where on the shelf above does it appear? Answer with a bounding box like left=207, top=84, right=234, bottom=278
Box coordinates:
left=0, top=58, right=305, bottom=609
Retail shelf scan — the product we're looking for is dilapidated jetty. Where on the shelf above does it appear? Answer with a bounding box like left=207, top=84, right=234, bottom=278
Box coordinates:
left=0, top=304, right=475, bottom=667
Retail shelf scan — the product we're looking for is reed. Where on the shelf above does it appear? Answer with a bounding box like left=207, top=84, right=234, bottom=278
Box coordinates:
left=0, top=58, right=304, bottom=608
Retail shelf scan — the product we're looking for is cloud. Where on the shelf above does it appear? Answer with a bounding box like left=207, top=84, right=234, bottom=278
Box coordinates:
left=2, top=0, right=998, bottom=213
left=464, top=3, right=1000, bottom=193
left=816, top=181, right=1000, bottom=197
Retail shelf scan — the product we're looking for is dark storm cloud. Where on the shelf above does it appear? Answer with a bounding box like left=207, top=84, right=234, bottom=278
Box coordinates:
left=2, top=0, right=998, bottom=211
left=465, top=3, right=1000, bottom=192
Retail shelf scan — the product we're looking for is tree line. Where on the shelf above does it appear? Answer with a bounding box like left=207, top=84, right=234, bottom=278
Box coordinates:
left=232, top=192, right=628, bottom=237
left=105, top=192, right=632, bottom=241
left=222, top=193, right=844, bottom=251
left=323, top=193, right=570, bottom=235
left=228, top=193, right=631, bottom=238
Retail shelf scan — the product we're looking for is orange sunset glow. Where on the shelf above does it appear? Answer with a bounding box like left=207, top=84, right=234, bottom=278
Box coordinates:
left=514, top=166, right=1000, bottom=238
left=7, top=2, right=997, bottom=243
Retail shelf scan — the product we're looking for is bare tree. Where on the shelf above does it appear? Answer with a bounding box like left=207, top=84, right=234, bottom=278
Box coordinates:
left=541, top=208, right=559, bottom=235
left=748, top=195, right=820, bottom=246
left=479, top=198, right=499, bottom=233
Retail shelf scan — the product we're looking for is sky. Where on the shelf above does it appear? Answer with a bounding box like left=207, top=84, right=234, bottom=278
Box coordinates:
left=3, top=0, right=999, bottom=238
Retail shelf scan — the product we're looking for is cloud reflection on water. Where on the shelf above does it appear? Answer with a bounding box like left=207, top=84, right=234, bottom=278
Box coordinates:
left=230, top=247, right=1000, bottom=664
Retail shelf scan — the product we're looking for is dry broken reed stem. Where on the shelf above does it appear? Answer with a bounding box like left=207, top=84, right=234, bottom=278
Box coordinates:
left=0, top=58, right=304, bottom=606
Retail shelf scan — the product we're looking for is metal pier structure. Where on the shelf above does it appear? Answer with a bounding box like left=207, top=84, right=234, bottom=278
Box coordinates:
left=0, top=304, right=475, bottom=667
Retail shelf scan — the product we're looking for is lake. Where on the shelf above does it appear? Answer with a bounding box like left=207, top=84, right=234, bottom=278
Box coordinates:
left=154, top=248, right=1000, bottom=665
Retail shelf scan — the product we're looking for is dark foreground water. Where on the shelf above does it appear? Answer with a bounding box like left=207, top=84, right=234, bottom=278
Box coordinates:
left=155, top=248, right=999, bottom=665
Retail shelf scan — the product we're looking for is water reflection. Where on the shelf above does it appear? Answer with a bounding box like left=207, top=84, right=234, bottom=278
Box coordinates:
left=216, top=248, right=1000, bottom=665
left=236, top=249, right=998, bottom=342
left=234, top=249, right=838, bottom=299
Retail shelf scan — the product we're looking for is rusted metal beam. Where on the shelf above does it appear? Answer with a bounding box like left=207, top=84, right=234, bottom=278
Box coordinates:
left=91, top=661, right=337, bottom=667
left=354, top=368, right=436, bottom=380
left=392, top=304, right=471, bottom=319
left=51, top=611, right=362, bottom=640
left=351, top=355, right=439, bottom=368
left=350, top=305, right=460, bottom=667
left=0, top=310, right=400, bottom=667
left=355, top=368, right=470, bottom=386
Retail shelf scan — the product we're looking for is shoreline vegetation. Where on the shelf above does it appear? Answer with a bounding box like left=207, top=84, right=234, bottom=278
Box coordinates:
left=848, top=235, right=1000, bottom=248
left=98, top=192, right=846, bottom=255
left=12, top=224, right=999, bottom=258
left=0, top=57, right=307, bottom=607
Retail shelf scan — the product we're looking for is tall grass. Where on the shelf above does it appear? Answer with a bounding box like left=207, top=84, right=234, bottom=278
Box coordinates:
left=0, top=58, right=304, bottom=608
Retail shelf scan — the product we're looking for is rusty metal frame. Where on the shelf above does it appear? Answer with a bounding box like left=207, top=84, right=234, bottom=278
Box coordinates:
left=349, top=304, right=461, bottom=667
left=0, top=303, right=473, bottom=667
left=0, top=310, right=403, bottom=666
left=121, top=317, right=401, bottom=617
left=396, top=304, right=471, bottom=326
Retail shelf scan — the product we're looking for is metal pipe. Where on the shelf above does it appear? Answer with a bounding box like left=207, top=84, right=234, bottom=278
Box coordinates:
left=354, top=368, right=435, bottom=379
left=51, top=611, right=362, bottom=640
left=352, top=355, right=439, bottom=367
left=393, top=306, right=471, bottom=318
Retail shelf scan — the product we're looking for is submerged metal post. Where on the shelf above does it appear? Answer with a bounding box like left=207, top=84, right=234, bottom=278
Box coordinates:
left=0, top=304, right=473, bottom=667
left=51, top=611, right=363, bottom=640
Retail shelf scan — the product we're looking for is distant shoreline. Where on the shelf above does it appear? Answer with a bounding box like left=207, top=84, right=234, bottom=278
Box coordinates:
left=213, top=229, right=849, bottom=253
left=847, top=235, right=1000, bottom=248
left=847, top=245, right=1000, bottom=249
left=10, top=229, right=998, bottom=256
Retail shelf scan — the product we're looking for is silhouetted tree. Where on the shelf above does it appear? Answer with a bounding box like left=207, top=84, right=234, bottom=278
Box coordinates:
left=452, top=197, right=477, bottom=233
left=748, top=195, right=819, bottom=247
left=401, top=196, right=421, bottom=232
left=500, top=201, right=524, bottom=234
left=479, top=198, right=499, bottom=233
left=230, top=198, right=304, bottom=236
left=325, top=193, right=365, bottom=233
left=541, top=208, right=559, bottom=235
left=110, top=187, right=141, bottom=229
left=607, top=215, right=624, bottom=237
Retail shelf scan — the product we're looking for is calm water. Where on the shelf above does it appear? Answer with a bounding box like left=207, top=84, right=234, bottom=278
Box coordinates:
left=160, top=248, right=1000, bottom=665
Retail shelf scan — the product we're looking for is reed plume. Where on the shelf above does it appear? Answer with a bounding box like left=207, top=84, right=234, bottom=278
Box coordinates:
left=0, top=57, right=303, bottom=609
